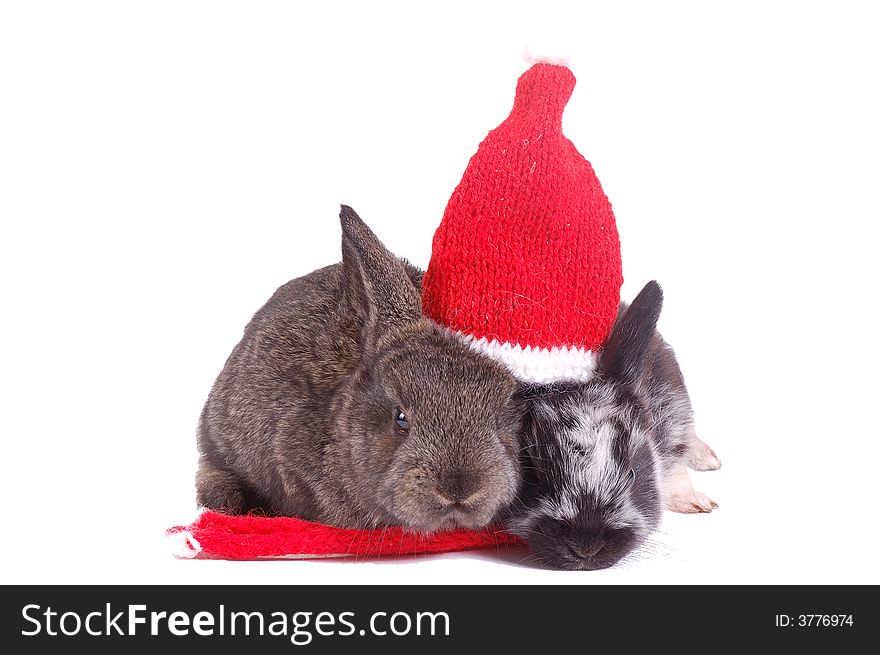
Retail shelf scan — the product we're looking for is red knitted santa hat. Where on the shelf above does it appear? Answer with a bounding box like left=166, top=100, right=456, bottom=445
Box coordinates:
left=168, top=58, right=621, bottom=563
left=422, top=61, right=623, bottom=384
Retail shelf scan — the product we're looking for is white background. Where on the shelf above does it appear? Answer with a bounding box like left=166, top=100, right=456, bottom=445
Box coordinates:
left=2, top=1, right=878, bottom=585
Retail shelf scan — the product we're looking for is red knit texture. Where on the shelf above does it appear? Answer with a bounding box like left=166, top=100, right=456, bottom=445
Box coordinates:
left=169, top=512, right=525, bottom=561
left=422, top=63, right=623, bottom=353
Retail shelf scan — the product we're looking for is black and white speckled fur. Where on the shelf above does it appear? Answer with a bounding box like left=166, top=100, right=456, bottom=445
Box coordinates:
left=505, top=281, right=721, bottom=570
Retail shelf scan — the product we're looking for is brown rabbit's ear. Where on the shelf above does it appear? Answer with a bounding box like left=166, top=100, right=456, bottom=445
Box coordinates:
left=339, top=205, right=422, bottom=351
left=599, top=281, right=663, bottom=383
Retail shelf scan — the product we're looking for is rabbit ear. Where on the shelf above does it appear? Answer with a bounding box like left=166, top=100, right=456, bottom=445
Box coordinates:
left=339, top=205, right=422, bottom=350
left=599, top=281, right=663, bottom=383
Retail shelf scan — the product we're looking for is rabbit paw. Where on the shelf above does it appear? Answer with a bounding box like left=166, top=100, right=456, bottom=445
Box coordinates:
left=687, top=437, right=722, bottom=471
left=196, top=461, right=247, bottom=514
left=663, top=464, right=718, bottom=514
left=666, top=489, right=718, bottom=514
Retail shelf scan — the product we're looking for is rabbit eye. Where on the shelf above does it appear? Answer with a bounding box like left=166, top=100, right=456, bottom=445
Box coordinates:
left=394, top=408, right=410, bottom=434
left=627, top=468, right=636, bottom=487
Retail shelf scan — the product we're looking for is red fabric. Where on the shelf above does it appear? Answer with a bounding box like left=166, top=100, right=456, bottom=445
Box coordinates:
left=170, top=511, right=525, bottom=561
left=422, top=63, right=623, bottom=353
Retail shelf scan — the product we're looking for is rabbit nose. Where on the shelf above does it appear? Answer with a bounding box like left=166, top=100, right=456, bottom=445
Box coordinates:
left=436, top=471, right=481, bottom=505
left=582, top=541, right=605, bottom=559
left=568, top=538, right=607, bottom=566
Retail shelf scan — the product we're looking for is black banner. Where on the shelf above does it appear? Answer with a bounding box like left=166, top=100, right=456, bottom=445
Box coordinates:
left=1, top=585, right=872, bottom=652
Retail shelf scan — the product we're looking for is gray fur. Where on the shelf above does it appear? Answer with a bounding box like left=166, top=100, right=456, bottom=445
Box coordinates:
left=506, top=281, right=703, bottom=570
left=196, top=206, right=521, bottom=532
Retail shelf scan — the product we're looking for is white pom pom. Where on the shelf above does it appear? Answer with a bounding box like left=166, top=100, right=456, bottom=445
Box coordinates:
left=167, top=530, right=202, bottom=559
left=522, top=40, right=573, bottom=67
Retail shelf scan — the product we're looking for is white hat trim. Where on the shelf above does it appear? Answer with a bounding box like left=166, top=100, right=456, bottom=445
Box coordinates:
left=451, top=330, right=599, bottom=384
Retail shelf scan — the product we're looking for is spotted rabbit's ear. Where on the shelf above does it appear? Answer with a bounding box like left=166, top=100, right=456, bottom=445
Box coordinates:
left=339, top=205, right=422, bottom=354
left=599, top=281, right=663, bottom=383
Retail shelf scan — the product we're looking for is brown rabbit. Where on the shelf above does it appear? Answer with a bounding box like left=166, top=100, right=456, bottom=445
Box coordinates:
left=196, top=206, right=522, bottom=532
